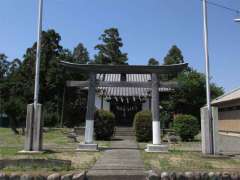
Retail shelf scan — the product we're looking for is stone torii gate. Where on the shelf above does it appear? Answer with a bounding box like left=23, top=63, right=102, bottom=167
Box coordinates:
left=61, top=61, right=187, bottom=152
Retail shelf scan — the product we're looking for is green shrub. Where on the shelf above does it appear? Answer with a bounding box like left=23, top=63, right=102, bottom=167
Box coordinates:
left=94, top=109, right=116, bottom=140
left=173, top=114, right=199, bottom=141
left=134, top=110, right=152, bottom=142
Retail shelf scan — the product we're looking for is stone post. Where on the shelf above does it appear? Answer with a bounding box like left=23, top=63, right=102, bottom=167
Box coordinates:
left=32, top=104, right=43, bottom=151
left=201, top=106, right=219, bottom=154
left=77, top=72, right=98, bottom=151
left=21, top=103, right=43, bottom=153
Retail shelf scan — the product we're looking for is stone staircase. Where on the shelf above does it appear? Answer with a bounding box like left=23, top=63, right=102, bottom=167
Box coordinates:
left=114, top=126, right=135, bottom=139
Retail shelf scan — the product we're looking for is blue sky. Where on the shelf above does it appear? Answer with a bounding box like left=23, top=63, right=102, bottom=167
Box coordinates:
left=0, top=0, right=239, bottom=91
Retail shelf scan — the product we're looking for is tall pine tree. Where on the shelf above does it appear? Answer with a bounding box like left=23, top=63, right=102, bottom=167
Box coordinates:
left=148, top=58, right=159, bottom=65
left=94, top=28, right=128, bottom=65
left=163, top=45, right=184, bottom=65
left=73, top=43, right=90, bottom=64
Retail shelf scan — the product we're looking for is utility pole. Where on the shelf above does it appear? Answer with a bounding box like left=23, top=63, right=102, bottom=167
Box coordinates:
left=34, top=0, right=43, bottom=108
left=21, top=0, right=44, bottom=153
left=202, top=0, right=214, bottom=154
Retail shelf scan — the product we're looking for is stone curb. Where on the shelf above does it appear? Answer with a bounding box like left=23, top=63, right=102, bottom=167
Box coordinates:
left=0, top=172, right=85, bottom=180
left=147, top=171, right=240, bottom=180
left=1, top=171, right=240, bottom=180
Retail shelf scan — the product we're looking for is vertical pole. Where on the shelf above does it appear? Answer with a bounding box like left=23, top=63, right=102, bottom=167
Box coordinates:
left=84, top=72, right=96, bottom=144
left=60, top=86, right=66, bottom=128
left=22, top=0, right=43, bottom=153
left=202, top=0, right=214, bottom=154
left=34, top=0, right=43, bottom=108
left=151, top=73, right=161, bottom=145
left=32, top=0, right=43, bottom=152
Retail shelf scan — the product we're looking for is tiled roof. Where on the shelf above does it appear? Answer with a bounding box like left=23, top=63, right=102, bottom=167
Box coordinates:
left=212, top=87, right=240, bottom=105
left=96, top=74, right=171, bottom=97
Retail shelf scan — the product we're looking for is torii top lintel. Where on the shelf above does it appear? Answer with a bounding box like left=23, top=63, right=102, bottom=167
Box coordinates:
left=60, top=61, right=188, bottom=74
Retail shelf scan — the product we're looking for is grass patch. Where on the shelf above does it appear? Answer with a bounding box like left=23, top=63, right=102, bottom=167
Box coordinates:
left=2, top=163, right=73, bottom=173
left=141, top=141, right=240, bottom=172
left=0, top=128, right=105, bottom=173
left=159, top=158, right=171, bottom=171
left=43, top=128, right=72, bottom=145
left=0, top=147, right=21, bottom=157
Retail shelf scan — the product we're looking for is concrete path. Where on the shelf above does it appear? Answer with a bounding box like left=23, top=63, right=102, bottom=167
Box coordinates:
left=86, top=136, right=146, bottom=180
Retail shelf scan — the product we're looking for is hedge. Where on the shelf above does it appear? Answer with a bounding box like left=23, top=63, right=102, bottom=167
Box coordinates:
left=94, top=109, right=115, bottom=140
left=173, top=114, right=199, bottom=141
left=134, top=110, right=152, bottom=142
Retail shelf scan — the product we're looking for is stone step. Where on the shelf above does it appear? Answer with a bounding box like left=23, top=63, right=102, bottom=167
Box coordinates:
left=115, top=127, right=134, bottom=130
left=115, top=132, right=135, bottom=135
left=115, top=127, right=135, bottom=132
left=114, top=127, right=135, bottom=137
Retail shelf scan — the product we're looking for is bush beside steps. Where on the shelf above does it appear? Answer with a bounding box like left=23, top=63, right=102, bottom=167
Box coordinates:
left=134, top=110, right=152, bottom=142
left=94, top=109, right=116, bottom=140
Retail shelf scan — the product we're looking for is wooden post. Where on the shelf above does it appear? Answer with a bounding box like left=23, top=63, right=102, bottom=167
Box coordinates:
left=84, top=72, right=96, bottom=144
left=151, top=73, right=161, bottom=145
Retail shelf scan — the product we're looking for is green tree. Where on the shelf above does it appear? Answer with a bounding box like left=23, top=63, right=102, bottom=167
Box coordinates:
left=1, top=29, right=91, bottom=130
left=148, top=58, right=159, bottom=65
left=0, top=54, right=9, bottom=79
left=73, top=43, right=90, bottom=64
left=169, top=69, right=224, bottom=122
left=0, top=54, right=26, bottom=134
left=8, top=59, right=22, bottom=75
left=5, top=29, right=68, bottom=127
left=163, top=45, right=184, bottom=65
left=94, top=28, right=128, bottom=65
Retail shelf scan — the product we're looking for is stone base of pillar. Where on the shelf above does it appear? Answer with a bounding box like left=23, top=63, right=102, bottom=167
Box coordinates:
left=24, top=103, right=43, bottom=152
left=145, top=144, right=168, bottom=153
left=18, top=150, right=44, bottom=154
left=77, top=143, right=98, bottom=152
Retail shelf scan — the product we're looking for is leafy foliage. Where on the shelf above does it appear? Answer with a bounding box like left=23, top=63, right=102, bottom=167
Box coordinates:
left=173, top=114, right=199, bottom=141
left=148, top=58, right=159, bottom=65
left=0, top=54, right=9, bottom=79
left=94, top=109, right=116, bottom=140
left=94, top=28, right=128, bottom=65
left=163, top=45, right=184, bottom=65
left=169, top=69, right=224, bottom=122
left=134, top=111, right=152, bottom=142
left=159, top=45, right=223, bottom=128
left=73, top=43, right=90, bottom=64
left=0, top=29, right=90, bottom=130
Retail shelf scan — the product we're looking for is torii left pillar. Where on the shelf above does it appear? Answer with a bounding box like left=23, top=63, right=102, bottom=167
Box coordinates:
left=145, top=73, right=168, bottom=152
left=77, top=72, right=98, bottom=151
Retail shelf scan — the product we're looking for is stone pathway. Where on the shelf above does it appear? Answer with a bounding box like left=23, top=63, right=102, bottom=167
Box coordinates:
left=86, top=136, right=146, bottom=180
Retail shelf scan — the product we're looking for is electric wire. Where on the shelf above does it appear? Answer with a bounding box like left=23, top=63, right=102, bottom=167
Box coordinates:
left=200, top=0, right=240, bottom=15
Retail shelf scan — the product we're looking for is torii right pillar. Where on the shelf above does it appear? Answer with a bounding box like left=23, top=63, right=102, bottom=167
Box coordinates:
left=146, top=73, right=168, bottom=152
